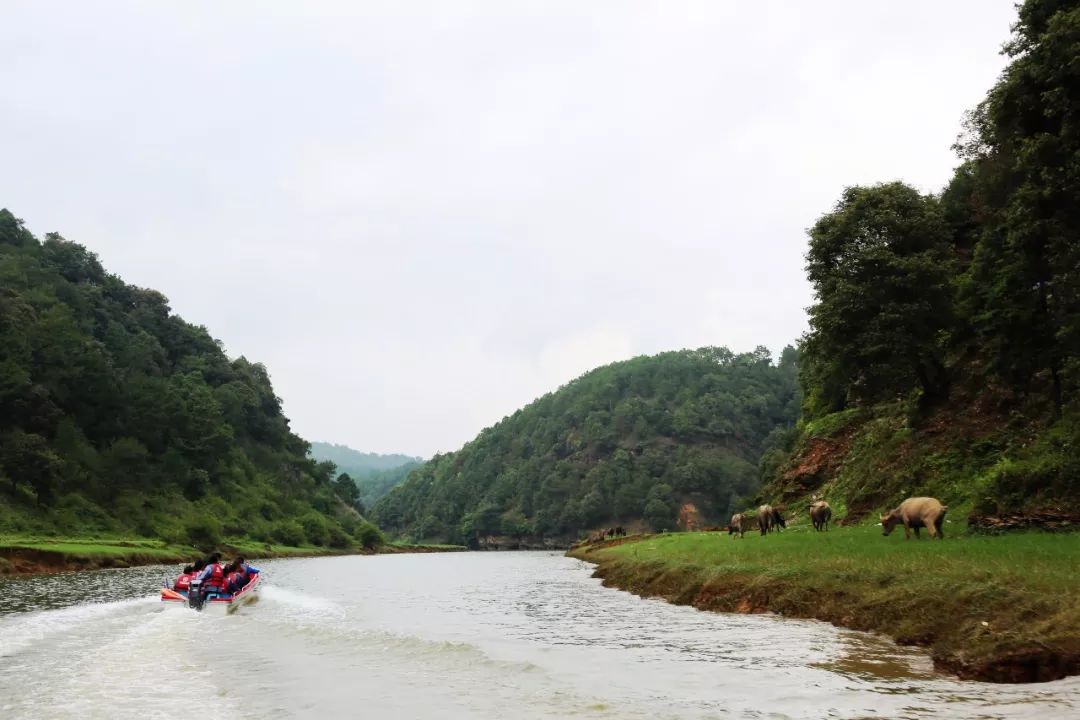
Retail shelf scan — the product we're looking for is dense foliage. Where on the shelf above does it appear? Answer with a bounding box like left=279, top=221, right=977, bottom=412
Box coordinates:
left=777, top=0, right=1080, bottom=517
left=373, top=347, right=799, bottom=544
left=308, top=442, right=422, bottom=508
left=0, top=212, right=381, bottom=549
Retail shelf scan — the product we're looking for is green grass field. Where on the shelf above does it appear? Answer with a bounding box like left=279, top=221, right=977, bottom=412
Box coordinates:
left=571, top=525, right=1080, bottom=682
left=0, top=535, right=465, bottom=575
left=0, top=535, right=356, bottom=574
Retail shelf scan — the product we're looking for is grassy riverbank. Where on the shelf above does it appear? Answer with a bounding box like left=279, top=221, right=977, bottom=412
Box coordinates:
left=0, top=536, right=465, bottom=575
left=568, top=526, right=1080, bottom=683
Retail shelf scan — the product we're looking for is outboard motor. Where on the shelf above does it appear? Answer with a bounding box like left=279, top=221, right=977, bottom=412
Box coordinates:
left=188, top=578, right=206, bottom=611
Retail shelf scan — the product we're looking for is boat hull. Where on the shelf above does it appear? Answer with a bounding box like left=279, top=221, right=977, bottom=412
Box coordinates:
left=161, top=573, right=261, bottom=614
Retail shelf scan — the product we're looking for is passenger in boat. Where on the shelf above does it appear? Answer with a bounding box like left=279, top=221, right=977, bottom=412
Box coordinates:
left=182, top=560, right=207, bottom=591
left=173, top=565, right=195, bottom=592
left=221, top=560, right=242, bottom=594
left=224, top=557, right=260, bottom=594
left=196, top=554, right=227, bottom=596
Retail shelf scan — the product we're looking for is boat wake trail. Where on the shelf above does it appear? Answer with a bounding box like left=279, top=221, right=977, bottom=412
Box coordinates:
left=0, top=595, right=157, bottom=660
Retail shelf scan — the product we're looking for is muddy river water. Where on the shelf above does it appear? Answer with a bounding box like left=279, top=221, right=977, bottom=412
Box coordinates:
left=1, top=551, right=1077, bottom=719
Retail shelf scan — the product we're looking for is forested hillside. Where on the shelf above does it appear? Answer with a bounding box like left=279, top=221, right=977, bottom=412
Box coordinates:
left=373, top=347, right=799, bottom=544
left=309, top=442, right=422, bottom=508
left=0, top=211, right=381, bottom=548
left=765, top=0, right=1080, bottom=526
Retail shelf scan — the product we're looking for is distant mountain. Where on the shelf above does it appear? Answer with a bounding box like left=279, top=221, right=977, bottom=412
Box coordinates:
left=372, top=347, right=800, bottom=544
left=308, top=443, right=423, bottom=507
left=309, top=443, right=421, bottom=473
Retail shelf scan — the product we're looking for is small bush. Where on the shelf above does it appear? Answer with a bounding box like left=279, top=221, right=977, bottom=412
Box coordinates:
left=51, top=493, right=115, bottom=535
left=270, top=520, right=306, bottom=547
left=353, top=520, right=384, bottom=549
left=327, top=524, right=351, bottom=549
left=803, top=408, right=863, bottom=439
left=185, top=517, right=224, bottom=550
left=300, top=513, right=331, bottom=547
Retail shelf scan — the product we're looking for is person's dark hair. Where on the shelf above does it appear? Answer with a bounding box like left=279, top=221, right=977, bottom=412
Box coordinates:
left=182, top=565, right=194, bottom=574
left=207, top=552, right=222, bottom=563
left=193, top=559, right=207, bottom=572
left=223, top=560, right=240, bottom=575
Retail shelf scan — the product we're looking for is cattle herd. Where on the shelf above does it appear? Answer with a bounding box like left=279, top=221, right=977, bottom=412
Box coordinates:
left=726, top=496, right=948, bottom=540
left=586, top=526, right=627, bottom=544
left=726, top=503, right=790, bottom=538
left=578, top=495, right=949, bottom=546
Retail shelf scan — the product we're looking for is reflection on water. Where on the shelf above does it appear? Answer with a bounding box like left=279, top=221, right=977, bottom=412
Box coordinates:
left=819, top=632, right=937, bottom=682
left=1, top=552, right=1077, bottom=719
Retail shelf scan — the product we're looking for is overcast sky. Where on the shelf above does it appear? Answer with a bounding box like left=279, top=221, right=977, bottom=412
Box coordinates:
left=2, top=1, right=1016, bottom=457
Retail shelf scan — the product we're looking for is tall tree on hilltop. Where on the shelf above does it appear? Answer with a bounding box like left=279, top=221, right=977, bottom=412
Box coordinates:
left=802, top=183, right=954, bottom=415
left=956, top=0, right=1080, bottom=415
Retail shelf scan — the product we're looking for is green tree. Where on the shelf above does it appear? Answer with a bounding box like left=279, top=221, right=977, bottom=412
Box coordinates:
left=374, top=348, right=800, bottom=539
left=0, top=207, right=388, bottom=545
left=2, top=430, right=61, bottom=504
left=956, top=0, right=1080, bottom=414
left=643, top=498, right=675, bottom=532
left=803, top=183, right=954, bottom=414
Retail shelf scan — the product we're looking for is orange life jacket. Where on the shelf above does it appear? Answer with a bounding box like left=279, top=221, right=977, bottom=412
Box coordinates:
left=203, top=563, right=225, bottom=590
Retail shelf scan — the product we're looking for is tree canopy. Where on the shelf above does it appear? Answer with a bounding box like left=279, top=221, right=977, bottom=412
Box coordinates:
left=373, top=347, right=799, bottom=544
left=774, top=0, right=1080, bottom=517
left=0, top=211, right=379, bottom=548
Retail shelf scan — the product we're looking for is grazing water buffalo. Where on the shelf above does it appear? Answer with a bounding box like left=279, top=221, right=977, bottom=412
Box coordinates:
left=756, top=505, right=774, bottom=535
left=881, top=497, right=948, bottom=539
left=809, top=501, right=832, bottom=532
left=728, top=513, right=745, bottom=538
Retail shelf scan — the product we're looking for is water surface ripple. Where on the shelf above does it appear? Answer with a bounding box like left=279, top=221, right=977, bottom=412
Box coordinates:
left=1, top=551, right=1076, bottom=719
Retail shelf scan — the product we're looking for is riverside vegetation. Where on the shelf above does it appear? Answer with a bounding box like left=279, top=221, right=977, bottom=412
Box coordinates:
left=0, top=210, right=385, bottom=567
left=568, top=0, right=1080, bottom=686
left=768, top=0, right=1080, bottom=521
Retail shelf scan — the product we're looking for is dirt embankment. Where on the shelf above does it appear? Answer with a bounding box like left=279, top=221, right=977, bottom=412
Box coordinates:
left=567, top=541, right=1080, bottom=684
left=776, top=429, right=857, bottom=509
left=0, top=547, right=193, bottom=575
left=380, top=544, right=468, bottom=554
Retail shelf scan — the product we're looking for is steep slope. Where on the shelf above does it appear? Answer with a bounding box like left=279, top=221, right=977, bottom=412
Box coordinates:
left=373, top=347, right=799, bottom=545
left=0, top=210, right=379, bottom=549
left=761, top=0, right=1080, bottom=527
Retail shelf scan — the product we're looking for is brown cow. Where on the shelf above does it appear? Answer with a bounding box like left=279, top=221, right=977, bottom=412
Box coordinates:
left=881, top=497, right=948, bottom=540
left=809, top=501, right=831, bottom=532
left=728, top=513, right=745, bottom=538
left=756, top=504, right=774, bottom=535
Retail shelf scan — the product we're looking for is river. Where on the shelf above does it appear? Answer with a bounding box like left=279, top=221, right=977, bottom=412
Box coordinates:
left=1, top=552, right=1077, bottom=719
